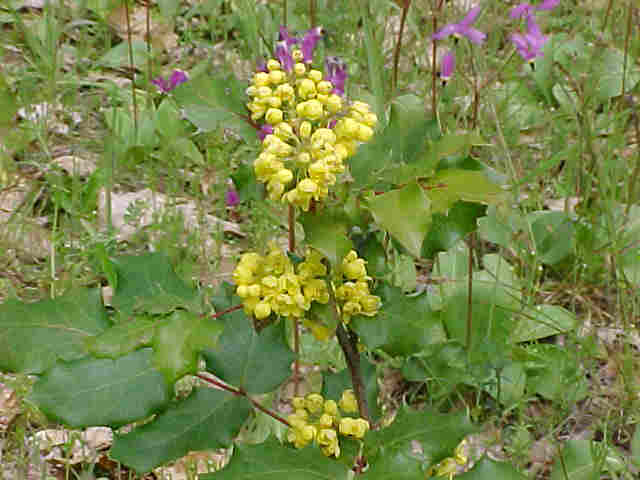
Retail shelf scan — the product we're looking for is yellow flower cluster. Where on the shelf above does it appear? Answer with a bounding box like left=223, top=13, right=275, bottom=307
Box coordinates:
left=335, top=251, right=381, bottom=323
left=286, top=391, right=369, bottom=458
left=247, top=55, right=377, bottom=210
left=233, top=243, right=329, bottom=320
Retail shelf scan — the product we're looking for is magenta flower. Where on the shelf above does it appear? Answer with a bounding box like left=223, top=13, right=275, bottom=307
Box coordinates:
left=324, top=56, right=347, bottom=96
left=439, top=50, right=456, bottom=83
left=275, top=40, right=294, bottom=72
left=510, top=15, right=548, bottom=64
left=225, top=187, right=240, bottom=207
left=278, top=26, right=299, bottom=48
left=301, top=26, right=324, bottom=63
left=432, top=6, right=486, bottom=45
left=257, top=124, right=274, bottom=141
left=152, top=69, right=188, bottom=93
left=511, top=0, right=559, bottom=18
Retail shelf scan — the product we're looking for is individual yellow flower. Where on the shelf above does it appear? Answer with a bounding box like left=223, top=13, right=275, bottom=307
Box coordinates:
left=339, top=389, right=358, bottom=413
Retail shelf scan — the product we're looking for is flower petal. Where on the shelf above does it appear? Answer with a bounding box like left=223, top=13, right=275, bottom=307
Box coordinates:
left=459, top=5, right=482, bottom=27
left=462, top=27, right=486, bottom=44
left=432, top=23, right=458, bottom=40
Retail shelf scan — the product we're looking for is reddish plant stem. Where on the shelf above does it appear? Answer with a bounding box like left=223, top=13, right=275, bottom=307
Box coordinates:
left=309, top=0, right=316, bottom=28
left=123, top=0, right=138, bottom=134
left=335, top=323, right=370, bottom=422
left=430, top=0, right=445, bottom=115
left=392, top=1, right=410, bottom=92
left=209, top=304, right=243, bottom=320
left=466, top=233, right=474, bottom=350
left=197, top=373, right=292, bottom=427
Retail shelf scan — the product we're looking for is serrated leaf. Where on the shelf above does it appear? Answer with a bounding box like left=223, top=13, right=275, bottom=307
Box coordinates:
left=153, top=310, right=223, bottom=383
left=111, top=252, right=199, bottom=315
left=458, top=457, right=526, bottom=480
left=300, top=211, right=353, bottom=267
left=322, top=353, right=381, bottom=423
left=111, top=388, right=250, bottom=473
left=203, top=437, right=350, bottom=480
left=425, top=169, right=504, bottom=214
left=511, top=305, right=576, bottom=343
left=367, top=182, right=431, bottom=257
left=365, top=408, right=474, bottom=479
left=203, top=313, right=295, bottom=394
left=30, top=349, right=170, bottom=428
left=0, top=288, right=109, bottom=374
left=422, top=201, right=486, bottom=258
left=85, top=313, right=155, bottom=359
left=351, top=284, right=445, bottom=357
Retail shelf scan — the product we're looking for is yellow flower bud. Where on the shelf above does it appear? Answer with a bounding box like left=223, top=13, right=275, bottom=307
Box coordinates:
left=275, top=168, right=293, bottom=184
left=297, top=152, right=311, bottom=164
left=275, top=122, right=293, bottom=139
left=319, top=413, right=334, bottom=428
left=298, top=178, right=318, bottom=194
left=267, top=59, right=281, bottom=71
left=299, top=121, right=312, bottom=139
left=316, top=93, right=329, bottom=105
left=292, top=49, right=304, bottom=62
left=298, top=78, right=316, bottom=99
left=305, top=393, right=324, bottom=413
left=324, top=400, right=338, bottom=416
left=361, top=295, right=380, bottom=315
left=311, top=128, right=337, bottom=146
left=246, top=85, right=258, bottom=97
left=268, top=70, right=285, bottom=84
left=302, top=99, right=324, bottom=120
left=256, top=85, right=272, bottom=98
left=267, top=95, right=282, bottom=108
left=363, top=112, right=378, bottom=127
left=316, top=80, right=333, bottom=94
left=254, top=301, right=271, bottom=319
left=339, top=389, right=358, bottom=413
left=326, top=94, right=342, bottom=113
left=294, top=62, right=306, bottom=76
left=275, top=83, right=294, bottom=100
left=247, top=284, right=261, bottom=297
left=236, top=285, right=249, bottom=297
left=253, top=72, right=270, bottom=86
left=265, top=108, right=283, bottom=125
left=307, top=69, right=323, bottom=83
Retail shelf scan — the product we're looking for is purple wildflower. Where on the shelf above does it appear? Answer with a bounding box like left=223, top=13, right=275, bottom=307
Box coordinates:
left=152, top=69, right=189, bottom=93
left=439, top=50, right=456, bottom=83
left=324, top=56, right=347, bottom=96
left=278, top=26, right=299, bottom=48
left=257, top=124, right=274, bottom=141
left=510, top=15, right=548, bottom=64
left=301, top=26, right=324, bottom=63
left=432, top=6, right=486, bottom=45
left=225, top=187, right=240, bottom=207
left=275, top=40, right=294, bottom=72
left=510, top=0, right=559, bottom=18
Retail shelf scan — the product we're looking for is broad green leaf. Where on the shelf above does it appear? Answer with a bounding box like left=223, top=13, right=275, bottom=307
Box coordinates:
left=528, top=211, right=576, bottom=265
left=432, top=131, right=485, bottom=160
left=171, top=137, right=204, bottom=165
left=458, top=457, right=526, bottom=480
left=631, top=425, right=640, bottom=467
left=550, top=440, right=600, bottom=480
left=351, top=284, right=445, bottom=357
left=422, top=202, right=486, bottom=258
left=85, top=313, right=155, bottom=359
left=30, top=349, right=170, bottom=428
left=111, top=252, right=199, bottom=315
left=203, top=314, right=295, bottom=394
left=402, top=342, right=472, bottom=394
left=386, top=94, right=434, bottom=164
left=300, top=211, right=353, bottom=267
left=367, top=182, right=431, bottom=257
left=392, top=253, right=417, bottom=292
left=299, top=331, right=346, bottom=370
left=322, top=353, right=381, bottom=423
left=357, top=234, right=389, bottom=278
left=594, top=48, right=640, bottom=101
left=204, top=437, right=350, bottom=480
left=155, top=98, right=185, bottom=139
left=483, top=361, right=526, bottom=406
left=111, top=388, right=251, bottom=473
left=477, top=205, right=519, bottom=248
left=0, top=288, right=109, bottom=374
left=98, top=41, right=149, bottom=70
left=153, top=310, right=223, bottom=383
left=157, top=0, right=180, bottom=18
left=425, top=169, right=504, bottom=214
left=511, top=305, right=576, bottom=343
left=365, top=408, right=474, bottom=479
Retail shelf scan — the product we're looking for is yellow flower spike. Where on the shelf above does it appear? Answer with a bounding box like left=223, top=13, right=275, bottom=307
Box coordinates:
left=299, top=121, right=312, bottom=139
left=305, top=393, right=324, bottom=413
left=268, top=70, right=285, bottom=85
left=292, top=49, right=304, bottom=62
left=307, top=69, right=323, bottom=83
left=296, top=152, right=311, bottom=165
left=316, top=80, right=333, bottom=94
left=338, top=417, right=355, bottom=436
left=254, top=301, right=271, bottom=319
left=250, top=110, right=266, bottom=121
left=311, top=128, right=337, bottom=146
left=247, top=284, right=261, bottom=297
left=293, top=62, right=306, bottom=76
left=339, top=389, right=358, bottom=413
left=253, top=72, right=270, bottom=86
left=275, top=83, right=295, bottom=100
left=298, top=78, right=316, bottom=99
left=352, top=418, right=370, bottom=438
left=265, top=108, right=284, bottom=125
left=326, top=94, right=342, bottom=113
left=236, top=285, right=249, bottom=298
left=317, top=428, right=340, bottom=458
left=274, top=122, right=293, bottom=139
left=316, top=93, right=329, bottom=105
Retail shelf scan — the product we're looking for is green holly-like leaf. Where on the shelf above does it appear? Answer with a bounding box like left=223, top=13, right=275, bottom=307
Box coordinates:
left=172, top=72, right=256, bottom=141
left=0, top=288, right=109, bottom=374
left=203, top=314, right=295, bottom=395
left=365, top=408, right=474, bottom=479
left=111, top=388, right=251, bottom=473
left=367, top=182, right=432, bottom=258
left=422, top=201, right=487, bottom=258
left=458, top=457, right=526, bottom=480
left=322, top=353, right=381, bottom=423
left=351, top=284, right=445, bottom=357
left=202, top=437, right=351, bottom=480
left=85, top=313, right=155, bottom=359
left=425, top=169, right=504, bottom=214
left=30, top=348, right=170, bottom=428
left=153, top=310, right=224, bottom=383
left=111, top=252, right=200, bottom=315
left=300, top=210, right=353, bottom=267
